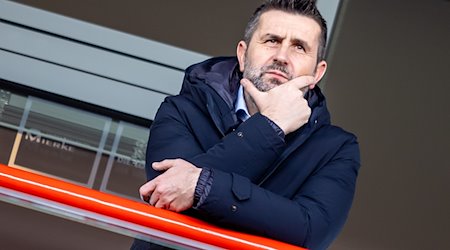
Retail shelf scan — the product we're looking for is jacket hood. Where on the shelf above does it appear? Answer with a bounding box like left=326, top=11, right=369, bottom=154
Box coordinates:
left=181, top=57, right=241, bottom=109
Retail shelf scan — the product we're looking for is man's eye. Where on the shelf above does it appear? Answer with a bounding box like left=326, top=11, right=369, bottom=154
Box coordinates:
left=296, top=45, right=305, bottom=51
left=266, top=39, right=278, bottom=44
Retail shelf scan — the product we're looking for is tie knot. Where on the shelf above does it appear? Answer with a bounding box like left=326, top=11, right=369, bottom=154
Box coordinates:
left=236, top=109, right=247, bottom=123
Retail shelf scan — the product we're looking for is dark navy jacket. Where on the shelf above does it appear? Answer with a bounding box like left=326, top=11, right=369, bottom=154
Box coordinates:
left=145, top=57, right=360, bottom=249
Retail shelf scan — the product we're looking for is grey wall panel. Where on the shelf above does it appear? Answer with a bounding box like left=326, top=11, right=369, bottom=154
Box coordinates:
left=0, top=22, right=184, bottom=96
left=0, top=0, right=213, bottom=121
left=0, top=0, right=209, bottom=70
left=0, top=50, right=166, bottom=120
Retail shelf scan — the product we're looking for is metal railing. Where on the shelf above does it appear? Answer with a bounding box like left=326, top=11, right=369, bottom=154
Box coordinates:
left=0, top=164, right=305, bottom=249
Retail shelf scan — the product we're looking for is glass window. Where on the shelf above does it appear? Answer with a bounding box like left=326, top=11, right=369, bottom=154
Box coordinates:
left=101, top=121, right=149, bottom=200
left=0, top=85, right=149, bottom=200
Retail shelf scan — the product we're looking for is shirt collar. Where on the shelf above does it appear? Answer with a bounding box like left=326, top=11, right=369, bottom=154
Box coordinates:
left=234, top=85, right=250, bottom=121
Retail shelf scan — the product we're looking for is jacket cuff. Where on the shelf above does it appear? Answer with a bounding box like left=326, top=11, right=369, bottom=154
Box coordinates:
left=262, top=115, right=285, bottom=139
left=193, top=167, right=213, bottom=209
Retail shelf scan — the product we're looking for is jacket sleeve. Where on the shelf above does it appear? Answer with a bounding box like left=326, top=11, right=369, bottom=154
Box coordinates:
left=146, top=98, right=285, bottom=182
left=195, top=136, right=360, bottom=250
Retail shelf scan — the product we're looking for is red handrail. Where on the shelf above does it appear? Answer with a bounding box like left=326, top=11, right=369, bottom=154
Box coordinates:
left=0, top=164, right=305, bottom=249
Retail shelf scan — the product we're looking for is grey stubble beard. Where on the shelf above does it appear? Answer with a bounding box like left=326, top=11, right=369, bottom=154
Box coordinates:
left=242, top=59, right=292, bottom=92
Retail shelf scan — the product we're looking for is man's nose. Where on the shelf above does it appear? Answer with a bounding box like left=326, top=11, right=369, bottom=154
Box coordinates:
left=273, top=45, right=289, bottom=65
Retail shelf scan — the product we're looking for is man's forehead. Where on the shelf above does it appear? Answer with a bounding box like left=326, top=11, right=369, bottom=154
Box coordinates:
left=255, top=10, right=321, bottom=43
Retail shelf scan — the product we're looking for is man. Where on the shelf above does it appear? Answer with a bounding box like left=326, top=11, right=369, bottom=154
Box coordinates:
left=136, top=0, right=360, bottom=249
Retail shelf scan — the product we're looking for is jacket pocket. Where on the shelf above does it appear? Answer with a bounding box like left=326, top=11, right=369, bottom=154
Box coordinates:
left=231, top=173, right=252, bottom=201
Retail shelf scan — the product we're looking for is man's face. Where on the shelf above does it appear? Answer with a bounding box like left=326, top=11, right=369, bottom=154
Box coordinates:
left=237, top=10, right=327, bottom=91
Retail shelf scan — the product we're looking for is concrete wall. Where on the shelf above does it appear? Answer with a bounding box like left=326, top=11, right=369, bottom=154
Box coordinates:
left=324, top=0, right=450, bottom=249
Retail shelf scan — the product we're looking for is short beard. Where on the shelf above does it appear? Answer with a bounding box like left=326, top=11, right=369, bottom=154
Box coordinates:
left=243, top=59, right=292, bottom=92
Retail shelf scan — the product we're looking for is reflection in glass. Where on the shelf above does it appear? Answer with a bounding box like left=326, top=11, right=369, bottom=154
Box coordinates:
left=13, top=97, right=111, bottom=186
left=0, top=89, right=26, bottom=165
left=101, top=121, right=148, bottom=200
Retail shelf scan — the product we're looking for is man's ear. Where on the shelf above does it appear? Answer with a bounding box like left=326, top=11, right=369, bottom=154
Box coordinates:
left=236, top=41, right=247, bottom=72
left=313, top=60, right=328, bottom=84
